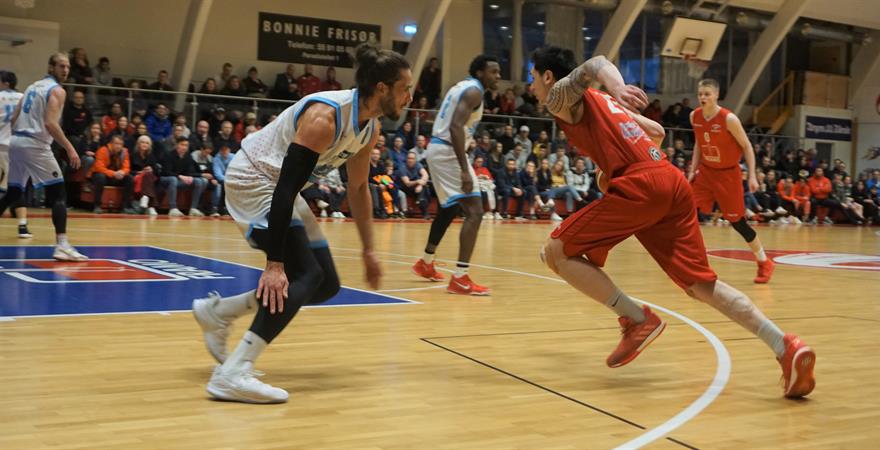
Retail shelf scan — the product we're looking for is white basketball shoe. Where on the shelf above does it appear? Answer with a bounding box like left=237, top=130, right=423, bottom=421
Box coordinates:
left=53, top=245, right=89, bottom=262
left=192, top=291, right=231, bottom=363
left=207, top=363, right=289, bottom=404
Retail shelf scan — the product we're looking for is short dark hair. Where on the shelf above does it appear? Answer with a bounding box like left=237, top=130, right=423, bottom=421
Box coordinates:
left=530, top=46, right=576, bottom=82
left=0, top=71, right=17, bottom=90
left=698, top=78, right=720, bottom=90
left=99, top=57, right=109, bottom=64
left=176, top=136, right=189, bottom=144
left=354, top=43, right=410, bottom=98
left=468, top=55, right=499, bottom=78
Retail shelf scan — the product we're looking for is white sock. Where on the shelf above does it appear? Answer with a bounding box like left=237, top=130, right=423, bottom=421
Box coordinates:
left=56, top=234, right=69, bottom=247
left=215, top=290, right=258, bottom=321
left=605, top=290, right=646, bottom=322
left=757, top=320, right=785, bottom=357
left=221, top=330, right=267, bottom=374
left=139, top=196, right=150, bottom=208
left=454, top=264, right=468, bottom=277
left=748, top=239, right=768, bottom=262
left=18, top=218, right=27, bottom=226
left=422, top=252, right=435, bottom=264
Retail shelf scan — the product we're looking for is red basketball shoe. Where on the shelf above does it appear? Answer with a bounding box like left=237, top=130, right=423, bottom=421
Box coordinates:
left=755, top=259, right=775, bottom=284
left=778, top=334, right=816, bottom=398
left=412, top=259, right=445, bottom=282
left=447, top=274, right=491, bottom=296
left=606, top=305, right=666, bottom=368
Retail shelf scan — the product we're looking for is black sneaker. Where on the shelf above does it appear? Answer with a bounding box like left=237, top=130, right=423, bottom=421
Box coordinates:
left=18, top=224, right=33, bottom=239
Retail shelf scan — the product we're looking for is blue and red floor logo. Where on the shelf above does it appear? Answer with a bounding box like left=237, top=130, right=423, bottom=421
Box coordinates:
left=708, top=249, right=880, bottom=271
left=0, top=246, right=414, bottom=317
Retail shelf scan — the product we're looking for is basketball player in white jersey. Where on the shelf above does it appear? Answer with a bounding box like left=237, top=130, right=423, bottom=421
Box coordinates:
left=411, top=55, right=501, bottom=295
left=191, top=44, right=412, bottom=404
left=0, top=71, right=30, bottom=237
left=0, top=54, right=87, bottom=261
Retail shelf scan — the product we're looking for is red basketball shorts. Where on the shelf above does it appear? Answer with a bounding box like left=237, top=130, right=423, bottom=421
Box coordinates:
left=691, top=165, right=746, bottom=222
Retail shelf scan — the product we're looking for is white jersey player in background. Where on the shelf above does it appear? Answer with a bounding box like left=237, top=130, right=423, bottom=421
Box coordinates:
left=0, top=71, right=27, bottom=235
left=411, top=55, right=501, bottom=296
left=192, top=44, right=412, bottom=404
left=0, top=54, right=87, bottom=261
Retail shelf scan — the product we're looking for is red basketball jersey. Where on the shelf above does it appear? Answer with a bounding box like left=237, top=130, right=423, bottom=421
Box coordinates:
left=557, top=88, right=664, bottom=177
left=692, top=106, right=742, bottom=170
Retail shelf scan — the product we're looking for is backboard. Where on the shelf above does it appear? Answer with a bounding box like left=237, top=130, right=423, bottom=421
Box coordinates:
left=661, top=17, right=727, bottom=61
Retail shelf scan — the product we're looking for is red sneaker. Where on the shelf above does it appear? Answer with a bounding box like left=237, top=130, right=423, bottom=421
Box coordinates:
left=606, top=305, right=666, bottom=368
left=778, top=334, right=816, bottom=398
left=412, top=259, right=445, bottom=282
left=754, top=259, right=775, bottom=284
left=447, top=274, right=491, bottom=296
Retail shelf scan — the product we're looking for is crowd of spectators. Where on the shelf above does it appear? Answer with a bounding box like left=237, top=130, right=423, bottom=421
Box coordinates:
left=34, top=47, right=878, bottom=225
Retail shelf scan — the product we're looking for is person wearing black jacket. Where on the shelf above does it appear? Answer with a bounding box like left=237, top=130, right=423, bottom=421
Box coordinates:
left=131, top=134, right=160, bottom=215
left=496, top=158, right=524, bottom=219
left=62, top=90, right=92, bottom=146
left=158, top=138, right=207, bottom=217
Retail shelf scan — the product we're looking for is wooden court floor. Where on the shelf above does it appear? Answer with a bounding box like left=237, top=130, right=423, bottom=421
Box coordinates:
left=1, top=213, right=878, bottom=449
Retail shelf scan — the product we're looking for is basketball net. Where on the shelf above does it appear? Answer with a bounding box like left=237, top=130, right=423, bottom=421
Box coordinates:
left=684, top=55, right=710, bottom=79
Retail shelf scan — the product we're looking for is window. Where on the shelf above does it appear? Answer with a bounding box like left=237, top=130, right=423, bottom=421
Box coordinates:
left=483, top=0, right=513, bottom=80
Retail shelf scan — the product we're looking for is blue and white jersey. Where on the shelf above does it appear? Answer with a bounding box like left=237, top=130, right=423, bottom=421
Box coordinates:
left=431, top=77, right=484, bottom=146
left=241, top=88, right=377, bottom=186
left=0, top=89, right=24, bottom=147
left=12, top=76, right=61, bottom=147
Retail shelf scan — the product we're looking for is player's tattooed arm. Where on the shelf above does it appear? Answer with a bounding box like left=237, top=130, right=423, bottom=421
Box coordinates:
left=545, top=56, right=610, bottom=117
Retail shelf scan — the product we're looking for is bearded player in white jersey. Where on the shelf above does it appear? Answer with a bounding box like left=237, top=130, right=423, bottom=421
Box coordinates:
left=191, top=44, right=413, bottom=404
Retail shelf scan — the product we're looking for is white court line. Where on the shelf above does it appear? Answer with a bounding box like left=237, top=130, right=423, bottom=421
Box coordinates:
left=3, top=223, right=729, bottom=447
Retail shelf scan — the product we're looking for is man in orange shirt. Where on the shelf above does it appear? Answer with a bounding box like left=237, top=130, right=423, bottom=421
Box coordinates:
left=89, top=134, right=135, bottom=214
left=776, top=174, right=809, bottom=224
left=806, top=167, right=838, bottom=224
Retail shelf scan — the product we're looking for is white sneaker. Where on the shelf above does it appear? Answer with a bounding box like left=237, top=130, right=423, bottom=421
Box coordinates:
left=761, top=210, right=775, bottom=217
left=331, top=211, right=345, bottom=219
left=545, top=200, right=556, bottom=211
left=189, top=208, right=205, bottom=217
left=790, top=217, right=802, bottom=224
left=192, top=291, right=231, bottom=363
left=514, top=216, right=526, bottom=221
left=316, top=200, right=329, bottom=209
left=775, top=207, right=788, bottom=215
left=494, top=212, right=503, bottom=220
left=823, top=217, right=834, bottom=225
left=550, top=213, right=563, bottom=221
left=169, top=208, right=184, bottom=217
left=483, top=212, right=493, bottom=220
left=207, top=364, right=289, bottom=404
left=147, top=207, right=158, bottom=216
left=53, top=245, right=89, bottom=262
left=320, top=209, right=328, bottom=218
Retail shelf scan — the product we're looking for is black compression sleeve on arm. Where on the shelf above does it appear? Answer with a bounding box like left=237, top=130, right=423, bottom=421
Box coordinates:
left=265, top=143, right=320, bottom=262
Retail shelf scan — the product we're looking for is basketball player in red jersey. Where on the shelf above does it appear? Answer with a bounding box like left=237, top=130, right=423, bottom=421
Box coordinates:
left=530, top=46, right=815, bottom=398
left=689, top=79, right=774, bottom=283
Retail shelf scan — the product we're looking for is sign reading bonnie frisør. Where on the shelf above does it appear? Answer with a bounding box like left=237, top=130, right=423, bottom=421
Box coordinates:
left=258, top=12, right=381, bottom=68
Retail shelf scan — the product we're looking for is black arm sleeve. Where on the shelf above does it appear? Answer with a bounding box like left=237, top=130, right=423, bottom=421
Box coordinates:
left=265, top=142, right=320, bottom=262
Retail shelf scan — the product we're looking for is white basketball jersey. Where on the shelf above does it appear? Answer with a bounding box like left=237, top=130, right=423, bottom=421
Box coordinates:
left=12, top=76, right=61, bottom=147
left=0, top=89, right=24, bottom=147
left=431, top=77, right=484, bottom=145
left=241, top=88, right=376, bottom=186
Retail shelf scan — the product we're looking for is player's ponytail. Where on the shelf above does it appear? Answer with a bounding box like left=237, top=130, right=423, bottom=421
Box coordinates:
left=355, top=43, right=410, bottom=98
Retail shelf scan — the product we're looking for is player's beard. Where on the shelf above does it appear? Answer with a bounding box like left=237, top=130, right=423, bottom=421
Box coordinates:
left=380, top=92, right=400, bottom=121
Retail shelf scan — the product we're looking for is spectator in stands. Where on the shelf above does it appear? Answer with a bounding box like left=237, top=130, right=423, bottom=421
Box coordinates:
left=174, top=115, right=190, bottom=138
left=519, top=160, right=547, bottom=220
left=221, top=75, right=247, bottom=97
left=207, top=107, right=227, bottom=136
left=212, top=144, right=234, bottom=215
left=131, top=135, right=160, bottom=215
left=68, top=47, right=94, bottom=86
left=409, top=95, right=433, bottom=136
left=672, top=138, right=687, bottom=157
left=418, top=58, right=442, bottom=107
left=777, top=150, right=798, bottom=177
left=830, top=173, right=865, bottom=224
left=242, top=66, right=268, bottom=97
left=132, top=123, right=150, bottom=153
left=113, top=116, right=135, bottom=150
left=199, top=77, right=219, bottom=95
left=409, top=134, right=428, bottom=162
left=216, top=63, right=234, bottom=85
left=830, top=160, right=848, bottom=179
left=213, top=121, right=239, bottom=153
left=159, top=138, right=208, bottom=217
left=189, top=120, right=211, bottom=151
left=535, top=157, right=553, bottom=198
left=78, top=122, right=103, bottom=174
left=102, top=102, right=123, bottom=136
left=396, top=121, right=415, bottom=150
left=297, top=64, right=322, bottom=96
left=126, top=80, right=148, bottom=117
left=323, top=168, right=347, bottom=218
left=548, top=145, right=570, bottom=172
left=807, top=167, right=838, bottom=224
left=388, top=136, right=408, bottom=171
left=322, top=67, right=342, bottom=91
left=162, top=125, right=187, bottom=155
left=756, top=170, right=784, bottom=217
left=497, top=158, right=525, bottom=219
left=191, top=142, right=221, bottom=216
left=368, top=148, right=387, bottom=218
left=568, top=157, right=597, bottom=207
left=62, top=90, right=92, bottom=145
left=397, top=151, right=430, bottom=219
left=500, top=88, right=517, bottom=115
left=486, top=140, right=505, bottom=179
left=519, top=83, right=539, bottom=115
left=89, top=135, right=134, bottom=214
left=545, top=159, right=582, bottom=219
left=678, top=98, right=693, bottom=129
left=476, top=134, right=493, bottom=158
left=514, top=125, right=532, bottom=152
left=91, top=55, right=110, bottom=88
left=234, top=112, right=259, bottom=142
left=473, top=155, right=497, bottom=219
left=643, top=99, right=662, bottom=123
left=506, top=143, right=528, bottom=171
left=496, top=124, right=515, bottom=151
left=556, top=130, right=570, bottom=152
left=271, top=64, right=296, bottom=99
left=527, top=143, right=548, bottom=167
left=146, top=103, right=172, bottom=143
left=866, top=170, right=880, bottom=190
left=372, top=160, right=402, bottom=218
left=852, top=179, right=878, bottom=224
left=483, top=87, right=501, bottom=115
left=374, top=134, right=387, bottom=151
left=148, top=70, right=175, bottom=104
left=662, top=103, right=682, bottom=127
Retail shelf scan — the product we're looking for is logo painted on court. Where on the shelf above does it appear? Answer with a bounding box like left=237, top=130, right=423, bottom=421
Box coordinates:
left=0, top=246, right=415, bottom=317
left=708, top=249, right=880, bottom=272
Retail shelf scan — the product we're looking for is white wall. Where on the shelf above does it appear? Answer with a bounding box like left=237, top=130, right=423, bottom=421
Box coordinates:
left=0, top=16, right=59, bottom=86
